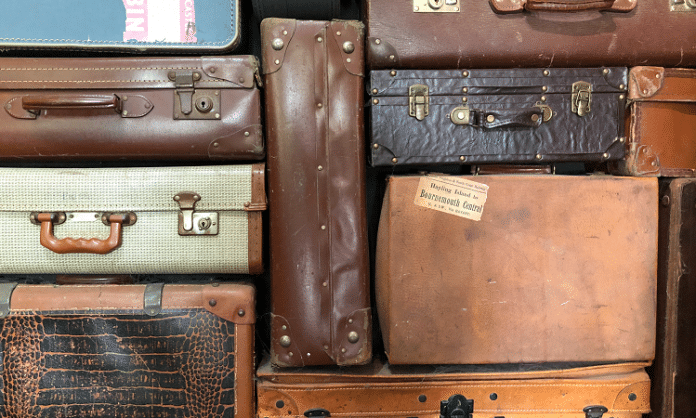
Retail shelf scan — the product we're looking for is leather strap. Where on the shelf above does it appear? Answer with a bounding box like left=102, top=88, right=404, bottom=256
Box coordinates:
left=490, top=0, right=636, bottom=12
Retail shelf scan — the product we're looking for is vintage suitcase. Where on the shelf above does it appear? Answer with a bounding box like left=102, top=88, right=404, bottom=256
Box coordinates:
left=2, top=0, right=242, bottom=53
left=376, top=174, right=657, bottom=364
left=257, top=358, right=651, bottom=418
left=365, top=0, right=696, bottom=69
left=0, top=164, right=266, bottom=274
left=650, top=178, right=696, bottom=418
left=369, top=67, right=628, bottom=166
left=261, top=18, right=372, bottom=367
left=0, top=56, right=263, bottom=161
left=0, top=282, right=255, bottom=418
left=609, top=67, right=696, bottom=177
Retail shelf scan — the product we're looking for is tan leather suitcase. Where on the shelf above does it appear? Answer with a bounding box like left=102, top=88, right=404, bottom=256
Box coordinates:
left=257, top=358, right=651, bottom=418
left=610, top=67, right=696, bottom=177
left=0, top=282, right=255, bottom=418
left=376, top=174, right=657, bottom=365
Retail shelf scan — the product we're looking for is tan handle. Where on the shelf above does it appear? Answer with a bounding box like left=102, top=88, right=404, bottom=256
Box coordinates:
left=525, top=0, right=615, bottom=11
left=37, top=212, right=128, bottom=254
left=22, top=94, right=121, bottom=113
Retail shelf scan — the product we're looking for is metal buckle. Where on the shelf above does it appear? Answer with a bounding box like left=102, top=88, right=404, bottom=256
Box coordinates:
left=572, top=81, right=592, bottom=117
left=409, top=84, right=429, bottom=121
left=413, top=0, right=460, bottom=12
left=450, top=106, right=471, bottom=125
left=174, top=192, right=219, bottom=236
left=534, top=102, right=554, bottom=122
left=671, top=0, right=696, bottom=11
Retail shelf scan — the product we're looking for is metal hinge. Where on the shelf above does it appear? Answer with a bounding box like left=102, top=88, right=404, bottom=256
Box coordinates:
left=414, top=0, right=460, bottom=12
left=572, top=81, right=592, bottom=117
left=169, top=70, right=221, bottom=120
left=440, top=394, right=474, bottom=418
left=583, top=405, right=608, bottom=418
left=409, top=84, right=429, bottom=121
left=671, top=0, right=696, bottom=11
left=174, top=192, right=219, bottom=236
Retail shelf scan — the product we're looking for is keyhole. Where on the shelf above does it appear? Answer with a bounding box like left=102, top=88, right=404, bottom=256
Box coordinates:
left=195, top=96, right=213, bottom=113
left=198, top=217, right=212, bottom=231
left=428, top=0, right=444, bottom=8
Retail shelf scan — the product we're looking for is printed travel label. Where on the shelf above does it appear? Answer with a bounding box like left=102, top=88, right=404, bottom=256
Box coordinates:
left=123, top=0, right=197, bottom=43
left=414, top=176, right=488, bottom=221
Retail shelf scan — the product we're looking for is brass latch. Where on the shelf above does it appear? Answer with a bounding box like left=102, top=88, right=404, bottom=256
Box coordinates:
left=409, top=84, right=429, bottom=121
left=572, top=81, right=592, bottom=117
left=413, top=0, right=460, bottom=12
left=169, top=71, right=221, bottom=120
left=671, top=0, right=696, bottom=11
left=174, top=192, right=219, bottom=236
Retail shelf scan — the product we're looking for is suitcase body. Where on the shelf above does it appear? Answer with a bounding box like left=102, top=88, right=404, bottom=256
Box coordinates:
left=256, top=359, right=651, bottom=418
left=0, top=282, right=255, bottom=418
left=610, top=67, right=696, bottom=177
left=365, top=0, right=696, bottom=69
left=0, top=164, right=266, bottom=274
left=1, top=0, right=241, bottom=53
left=261, top=18, right=372, bottom=367
left=376, top=174, right=657, bottom=365
left=0, top=56, right=263, bottom=161
left=651, top=178, right=696, bottom=418
left=369, top=67, right=627, bottom=166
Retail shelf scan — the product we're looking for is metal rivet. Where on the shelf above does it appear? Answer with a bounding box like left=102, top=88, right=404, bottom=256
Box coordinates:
left=336, top=31, right=342, bottom=36
left=174, top=195, right=181, bottom=201
left=419, top=395, right=427, bottom=403
left=457, top=111, right=465, bottom=120
left=389, top=55, right=395, bottom=60
left=244, top=202, right=250, bottom=207
left=531, top=114, right=539, bottom=122
left=661, top=195, right=670, bottom=207
left=244, top=131, right=250, bottom=137
left=541, top=96, right=547, bottom=102
left=279, top=335, right=291, bottom=347
left=390, top=70, right=396, bottom=77
left=122, top=95, right=128, bottom=101
left=193, top=72, right=201, bottom=81
left=213, top=142, right=219, bottom=147
left=346, top=58, right=352, bottom=63
left=543, top=70, right=550, bottom=76
left=274, top=59, right=280, bottom=65
left=651, top=161, right=657, bottom=166
left=490, top=393, right=498, bottom=401
left=288, top=351, right=293, bottom=357
left=145, top=103, right=151, bottom=109
left=323, top=345, right=329, bottom=350
left=322, top=281, right=328, bottom=287
left=307, top=353, right=311, bottom=356
left=535, top=154, right=542, bottom=160
left=283, top=30, right=288, bottom=35
left=542, top=86, right=548, bottom=92
left=392, top=157, right=398, bottom=163
left=348, top=331, right=359, bottom=343
left=486, top=115, right=495, bottom=123
left=455, top=6, right=459, bottom=11
left=282, top=325, right=287, bottom=330
left=215, top=91, right=219, bottom=96
left=342, top=41, right=355, bottom=54
left=619, top=137, right=625, bottom=143
left=348, top=319, right=353, bottom=324
left=628, top=393, right=637, bottom=402
left=462, top=71, right=469, bottom=77
left=603, top=69, right=609, bottom=75
left=317, top=102, right=323, bottom=108
left=168, top=71, right=176, bottom=80
left=317, top=36, right=323, bottom=43
left=318, top=165, right=323, bottom=171
left=643, top=89, right=648, bottom=94
left=656, top=73, right=661, bottom=79
left=603, top=152, right=609, bottom=159
left=372, top=88, right=379, bottom=94
left=462, top=87, right=468, bottom=93
left=215, top=113, right=220, bottom=119
left=462, top=97, right=468, bottom=103
left=209, top=299, right=217, bottom=307
left=375, top=39, right=381, bottom=45
left=276, top=400, right=285, bottom=409
left=459, top=156, right=466, bottom=161
left=271, top=38, right=284, bottom=50
left=341, top=348, right=347, bottom=353
left=414, top=6, right=419, bottom=10
left=619, top=94, right=625, bottom=100
left=239, top=77, right=245, bottom=84
left=211, top=282, right=220, bottom=287
left=122, top=110, right=128, bottom=116
left=373, top=143, right=379, bottom=149
left=373, top=99, right=379, bottom=105
left=321, top=225, right=326, bottom=230
left=238, top=309, right=245, bottom=317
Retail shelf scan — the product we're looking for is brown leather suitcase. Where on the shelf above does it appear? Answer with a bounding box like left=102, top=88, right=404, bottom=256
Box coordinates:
left=650, top=178, right=696, bottom=418
left=376, top=174, right=657, bottom=365
left=0, top=56, right=263, bottom=161
left=609, top=67, right=696, bottom=177
left=365, top=0, right=696, bottom=69
left=261, top=18, right=372, bottom=367
left=0, top=282, right=255, bottom=418
left=257, top=358, right=651, bottom=418
left=369, top=67, right=627, bottom=166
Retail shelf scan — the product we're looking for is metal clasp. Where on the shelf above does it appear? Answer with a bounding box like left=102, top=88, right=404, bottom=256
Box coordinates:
left=583, top=405, right=608, bottom=418
left=169, top=71, right=220, bottom=120
left=440, top=394, right=473, bottom=418
left=450, top=106, right=471, bottom=125
left=414, top=0, right=460, bottom=12
left=572, top=81, right=592, bottom=117
left=671, top=0, right=696, bottom=11
left=409, top=84, right=429, bottom=121
left=174, top=192, right=219, bottom=236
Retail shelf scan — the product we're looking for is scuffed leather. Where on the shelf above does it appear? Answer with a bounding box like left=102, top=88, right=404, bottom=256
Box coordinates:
left=261, top=18, right=297, bottom=75
left=629, top=66, right=666, bottom=99
left=491, top=0, right=635, bottom=13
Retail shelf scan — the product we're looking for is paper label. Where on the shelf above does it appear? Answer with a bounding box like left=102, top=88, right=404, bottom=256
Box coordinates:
left=413, top=176, right=489, bottom=221
left=123, top=0, right=197, bottom=43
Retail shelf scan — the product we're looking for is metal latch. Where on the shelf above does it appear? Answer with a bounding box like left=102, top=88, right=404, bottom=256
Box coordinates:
left=304, top=408, right=331, bottom=417
left=440, top=394, right=474, bottom=418
left=414, top=0, right=460, bottom=12
left=143, top=283, right=164, bottom=316
left=671, top=0, right=696, bottom=11
left=174, top=192, right=219, bottom=236
left=0, top=282, right=18, bottom=318
left=168, top=71, right=221, bottom=120
left=409, top=84, right=429, bottom=121
left=572, top=81, right=592, bottom=117
left=583, top=406, right=608, bottom=418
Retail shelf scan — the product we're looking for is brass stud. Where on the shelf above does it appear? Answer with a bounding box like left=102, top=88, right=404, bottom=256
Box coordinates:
left=317, top=103, right=323, bottom=108
left=192, top=72, right=201, bottom=81
left=145, top=103, right=151, bottom=109
left=462, top=97, right=468, bottom=103
left=341, top=348, right=347, bottom=353
left=244, top=131, right=250, bottom=137
left=274, top=59, right=280, bottom=65
left=279, top=335, right=291, bottom=347
left=122, top=96, right=128, bottom=101
left=656, top=73, right=661, bottom=79
left=322, top=281, right=328, bottom=287
left=211, top=282, right=220, bottom=287
left=372, top=88, right=378, bottom=94
left=168, top=71, right=176, bottom=81
left=209, top=66, right=217, bottom=73
left=288, top=351, right=293, bottom=357
left=603, top=152, right=609, bottom=159
left=348, top=319, right=353, bottom=324
left=542, top=86, right=548, bottom=92
left=375, top=39, right=381, bottom=45
left=317, top=36, right=323, bottom=43
left=318, top=165, right=323, bottom=171
left=643, top=89, right=648, bottom=94
left=342, top=41, right=355, bottom=54
left=283, top=30, right=288, bottom=36
left=619, top=94, right=625, bottom=100
left=336, top=31, right=342, bottom=36
left=239, top=77, right=245, bottom=84
left=543, top=70, right=550, bottom=76
left=541, top=96, right=547, bottom=102
left=238, top=309, right=245, bottom=317
left=486, top=115, right=495, bottom=123
left=389, top=54, right=395, bottom=61
left=455, top=6, right=459, bottom=11
left=122, top=110, right=128, bottom=116
left=536, top=154, right=542, bottom=160
left=215, top=91, right=219, bottom=96
left=392, top=157, right=398, bottom=164
left=462, top=71, right=469, bottom=77
left=390, top=70, right=397, bottom=77
left=531, top=114, right=539, bottom=122
left=324, top=345, right=329, bottom=350
left=373, top=143, right=379, bottom=149
left=281, top=325, right=287, bottom=330
left=462, top=87, right=468, bottom=93
left=271, top=38, right=284, bottom=50
left=213, top=142, right=219, bottom=147
left=414, top=6, right=419, bottom=11
left=603, top=69, right=609, bottom=75
left=459, top=156, right=466, bottom=161
left=215, top=113, right=220, bottom=119
left=347, top=58, right=352, bottom=63
left=174, top=195, right=181, bottom=201
left=348, top=331, right=359, bottom=344
left=321, top=225, right=326, bottom=230
left=208, top=299, right=217, bottom=307
left=373, top=99, right=379, bottom=105
left=619, top=137, right=626, bottom=143
left=619, top=84, right=625, bottom=90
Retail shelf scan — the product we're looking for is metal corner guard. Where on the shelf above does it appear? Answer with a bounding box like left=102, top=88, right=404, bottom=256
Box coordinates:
left=0, top=282, right=18, bottom=318
left=143, top=283, right=165, bottom=316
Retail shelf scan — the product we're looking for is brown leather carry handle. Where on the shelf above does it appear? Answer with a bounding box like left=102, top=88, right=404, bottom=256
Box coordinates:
left=489, top=0, right=636, bottom=12
left=36, top=212, right=133, bottom=254
left=56, top=275, right=135, bottom=285
left=22, top=94, right=121, bottom=113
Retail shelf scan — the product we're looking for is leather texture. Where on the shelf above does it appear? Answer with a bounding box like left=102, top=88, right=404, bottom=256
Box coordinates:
left=366, top=0, right=696, bottom=69
left=370, top=67, right=627, bottom=166
left=262, top=18, right=372, bottom=367
left=610, top=67, right=696, bottom=177
left=376, top=174, right=657, bottom=365
left=0, top=56, right=264, bottom=161
left=0, top=283, right=255, bottom=418
left=256, top=358, right=650, bottom=418
left=651, top=179, right=696, bottom=418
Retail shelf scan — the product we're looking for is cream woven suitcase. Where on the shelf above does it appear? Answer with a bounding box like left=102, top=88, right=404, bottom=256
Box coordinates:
left=0, top=164, right=265, bottom=274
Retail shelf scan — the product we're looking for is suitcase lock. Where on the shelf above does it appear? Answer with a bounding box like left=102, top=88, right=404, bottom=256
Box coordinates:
left=409, top=84, right=429, bottom=121
left=571, top=81, right=592, bottom=117
left=169, top=71, right=221, bottom=120
left=413, top=0, right=460, bottom=12
left=440, top=394, right=473, bottom=418
left=174, top=192, right=218, bottom=236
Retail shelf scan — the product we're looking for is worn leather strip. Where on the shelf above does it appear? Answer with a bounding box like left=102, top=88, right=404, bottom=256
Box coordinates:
left=630, top=67, right=696, bottom=102
left=247, top=163, right=266, bottom=275
left=261, top=18, right=296, bottom=75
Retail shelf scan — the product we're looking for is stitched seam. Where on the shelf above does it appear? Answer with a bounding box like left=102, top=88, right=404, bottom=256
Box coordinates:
left=0, top=67, right=200, bottom=71
left=0, top=80, right=227, bottom=84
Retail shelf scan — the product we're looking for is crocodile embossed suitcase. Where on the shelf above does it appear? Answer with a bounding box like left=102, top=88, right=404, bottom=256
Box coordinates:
left=369, top=67, right=628, bottom=166
left=376, top=174, right=657, bottom=365
left=257, top=358, right=651, bottom=418
left=0, top=164, right=266, bottom=274
left=261, top=18, right=372, bottom=367
left=0, top=282, right=255, bottom=418
left=0, top=56, right=263, bottom=161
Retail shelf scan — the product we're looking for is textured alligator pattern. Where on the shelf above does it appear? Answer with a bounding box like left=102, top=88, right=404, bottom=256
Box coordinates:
left=0, top=309, right=236, bottom=418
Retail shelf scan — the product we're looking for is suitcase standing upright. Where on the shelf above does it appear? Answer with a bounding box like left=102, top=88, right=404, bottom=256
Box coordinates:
left=369, top=67, right=628, bottom=166
left=376, top=174, right=657, bottom=365
left=365, top=0, right=696, bottom=69
left=0, top=56, right=263, bottom=161
left=610, top=67, right=696, bottom=177
left=0, top=282, right=255, bottom=418
left=261, top=18, right=372, bottom=367
left=650, top=178, right=696, bottom=418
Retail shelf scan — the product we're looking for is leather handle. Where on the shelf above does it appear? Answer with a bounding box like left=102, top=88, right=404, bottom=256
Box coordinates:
left=37, top=212, right=129, bottom=254
left=525, top=0, right=615, bottom=11
left=450, top=106, right=545, bottom=129
left=22, top=94, right=121, bottom=113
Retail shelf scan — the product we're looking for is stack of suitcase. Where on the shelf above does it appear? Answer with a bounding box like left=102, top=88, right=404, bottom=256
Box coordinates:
left=0, top=0, right=695, bottom=417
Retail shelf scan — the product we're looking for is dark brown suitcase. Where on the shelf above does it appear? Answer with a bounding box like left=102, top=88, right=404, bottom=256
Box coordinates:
left=610, top=67, right=696, bottom=177
left=365, top=0, right=696, bottom=69
left=261, top=18, right=372, bottom=367
left=0, top=282, right=255, bottom=418
left=651, top=178, right=696, bottom=418
left=369, top=67, right=627, bottom=166
left=0, top=56, right=263, bottom=161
